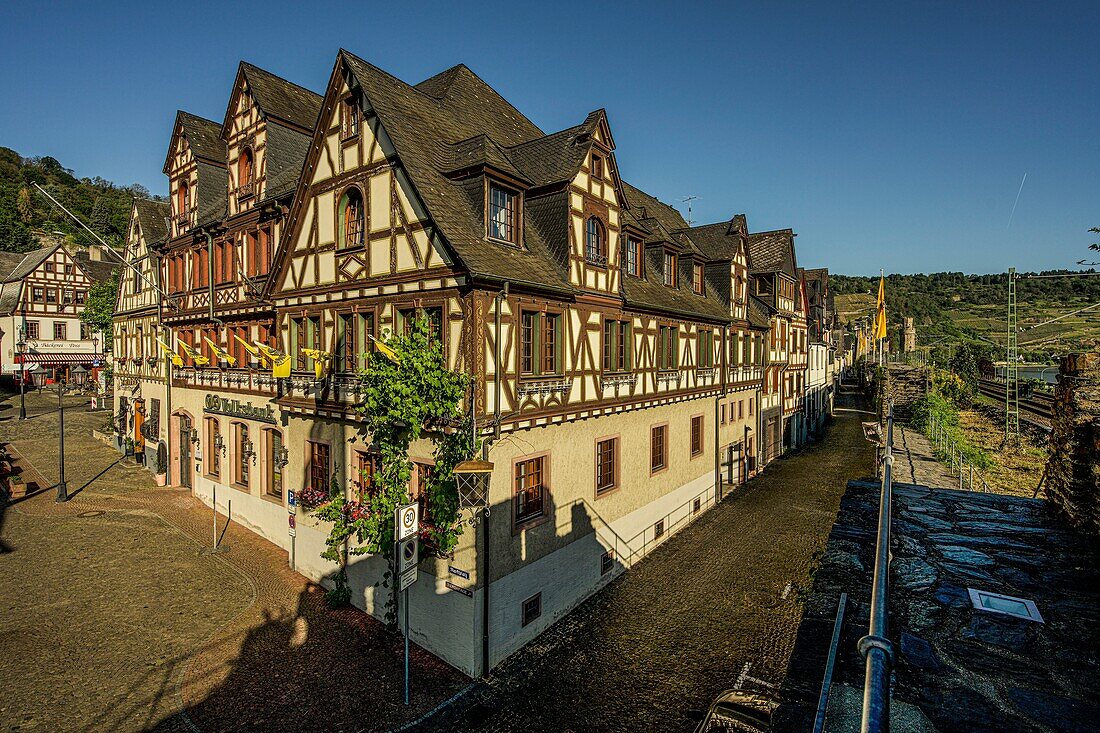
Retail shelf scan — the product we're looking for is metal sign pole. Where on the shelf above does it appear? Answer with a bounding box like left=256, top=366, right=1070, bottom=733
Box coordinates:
left=404, top=586, right=410, bottom=706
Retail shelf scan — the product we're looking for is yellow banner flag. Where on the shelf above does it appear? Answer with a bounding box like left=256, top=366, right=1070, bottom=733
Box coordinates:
left=302, top=348, right=333, bottom=379
left=203, top=337, right=237, bottom=367
left=233, top=334, right=262, bottom=363
left=368, top=334, right=400, bottom=364
left=255, top=342, right=291, bottom=378
left=874, top=274, right=887, bottom=341
left=177, top=340, right=210, bottom=367
left=156, top=337, right=184, bottom=367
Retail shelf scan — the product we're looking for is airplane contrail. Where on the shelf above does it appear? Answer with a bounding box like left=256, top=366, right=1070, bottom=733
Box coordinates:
left=1008, top=172, right=1027, bottom=228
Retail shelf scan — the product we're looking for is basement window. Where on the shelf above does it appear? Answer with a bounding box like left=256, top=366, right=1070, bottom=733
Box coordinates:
left=967, top=588, right=1044, bottom=623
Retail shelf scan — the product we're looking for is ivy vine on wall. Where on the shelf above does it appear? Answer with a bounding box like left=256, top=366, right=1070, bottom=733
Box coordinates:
left=305, top=313, right=476, bottom=620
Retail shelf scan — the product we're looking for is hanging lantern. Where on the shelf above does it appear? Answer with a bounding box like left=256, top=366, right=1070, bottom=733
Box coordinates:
left=454, top=459, right=493, bottom=510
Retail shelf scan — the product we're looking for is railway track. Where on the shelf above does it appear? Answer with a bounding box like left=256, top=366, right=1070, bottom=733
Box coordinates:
left=977, top=378, right=1053, bottom=431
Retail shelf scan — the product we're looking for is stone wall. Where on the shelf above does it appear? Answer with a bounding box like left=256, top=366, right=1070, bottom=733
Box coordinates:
left=1045, top=352, right=1100, bottom=536
left=884, top=364, right=929, bottom=421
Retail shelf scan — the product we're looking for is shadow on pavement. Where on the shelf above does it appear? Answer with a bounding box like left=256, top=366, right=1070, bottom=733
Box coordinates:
left=146, top=579, right=467, bottom=733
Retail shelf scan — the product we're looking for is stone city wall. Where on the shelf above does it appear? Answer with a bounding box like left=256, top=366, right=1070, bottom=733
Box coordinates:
left=1045, top=352, right=1100, bottom=536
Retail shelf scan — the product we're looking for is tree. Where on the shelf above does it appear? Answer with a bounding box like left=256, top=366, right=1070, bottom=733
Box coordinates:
left=79, top=268, right=120, bottom=342
left=305, top=313, right=474, bottom=617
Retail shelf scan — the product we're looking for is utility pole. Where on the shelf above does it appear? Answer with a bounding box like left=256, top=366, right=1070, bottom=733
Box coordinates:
left=1005, top=268, right=1020, bottom=446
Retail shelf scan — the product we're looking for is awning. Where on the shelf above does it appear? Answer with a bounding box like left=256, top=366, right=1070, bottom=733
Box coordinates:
left=16, top=353, right=97, bottom=366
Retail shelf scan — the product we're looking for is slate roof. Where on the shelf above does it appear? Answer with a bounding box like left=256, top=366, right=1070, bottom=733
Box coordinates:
left=0, top=251, right=29, bottom=279
left=748, top=296, right=775, bottom=329
left=133, top=198, right=170, bottom=246
left=264, top=122, right=314, bottom=201
left=506, top=116, right=597, bottom=188
left=685, top=220, right=743, bottom=262
left=341, top=51, right=570, bottom=293
left=194, top=160, right=228, bottom=227
left=0, top=246, right=55, bottom=283
left=447, top=135, right=530, bottom=183
left=0, top=246, right=56, bottom=316
left=746, top=228, right=797, bottom=276
left=239, top=62, right=322, bottom=132
left=73, top=251, right=118, bottom=283
left=267, top=51, right=799, bottom=324
left=176, top=112, right=226, bottom=166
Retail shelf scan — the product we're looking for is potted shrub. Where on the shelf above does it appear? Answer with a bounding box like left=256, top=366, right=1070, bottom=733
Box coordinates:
left=123, top=437, right=135, bottom=457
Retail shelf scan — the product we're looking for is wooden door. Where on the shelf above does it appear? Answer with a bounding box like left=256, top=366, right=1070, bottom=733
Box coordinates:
left=179, top=414, right=192, bottom=488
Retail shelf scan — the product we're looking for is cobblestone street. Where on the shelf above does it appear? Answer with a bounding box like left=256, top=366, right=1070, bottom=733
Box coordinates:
left=0, top=385, right=874, bottom=732
left=0, top=390, right=467, bottom=733
left=425, top=386, right=877, bottom=733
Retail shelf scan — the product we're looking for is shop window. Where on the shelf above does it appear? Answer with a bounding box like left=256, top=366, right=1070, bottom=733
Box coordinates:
left=264, top=428, right=284, bottom=498
left=205, top=417, right=221, bottom=478
left=233, top=422, right=250, bottom=487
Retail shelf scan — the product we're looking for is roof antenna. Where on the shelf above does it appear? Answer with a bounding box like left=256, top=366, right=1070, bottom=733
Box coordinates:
left=681, top=195, right=698, bottom=227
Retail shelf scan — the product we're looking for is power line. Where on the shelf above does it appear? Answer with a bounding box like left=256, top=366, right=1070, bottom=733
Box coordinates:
left=32, top=183, right=177, bottom=310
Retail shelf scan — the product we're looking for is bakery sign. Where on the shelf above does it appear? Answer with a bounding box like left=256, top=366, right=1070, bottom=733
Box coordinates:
left=203, top=394, right=277, bottom=424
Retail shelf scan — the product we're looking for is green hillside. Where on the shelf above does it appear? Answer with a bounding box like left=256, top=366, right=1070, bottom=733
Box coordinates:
left=833, top=272, right=1100, bottom=362
left=0, top=146, right=158, bottom=253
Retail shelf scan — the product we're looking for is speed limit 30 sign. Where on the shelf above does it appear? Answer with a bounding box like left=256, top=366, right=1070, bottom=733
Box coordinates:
left=395, top=503, right=419, bottom=541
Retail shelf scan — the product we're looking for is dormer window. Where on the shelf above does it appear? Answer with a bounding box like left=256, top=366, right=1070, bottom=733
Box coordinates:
left=487, top=184, right=519, bottom=244
left=238, top=148, right=254, bottom=192
left=663, top=251, right=676, bottom=286
left=622, top=236, right=641, bottom=277
left=338, top=187, right=365, bottom=250
left=585, top=217, right=607, bottom=266
left=693, top=263, right=705, bottom=295
left=341, top=96, right=360, bottom=139
left=591, top=154, right=603, bottom=179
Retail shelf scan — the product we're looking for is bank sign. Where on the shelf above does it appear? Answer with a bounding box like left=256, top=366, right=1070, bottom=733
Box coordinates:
left=203, top=394, right=277, bottom=424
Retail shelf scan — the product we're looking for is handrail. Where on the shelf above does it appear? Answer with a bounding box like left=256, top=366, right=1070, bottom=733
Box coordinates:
left=859, top=400, right=895, bottom=733
left=812, top=591, right=848, bottom=733
left=561, top=482, right=718, bottom=569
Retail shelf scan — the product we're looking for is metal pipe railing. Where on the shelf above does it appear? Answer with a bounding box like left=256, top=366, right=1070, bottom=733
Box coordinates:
left=859, top=401, right=895, bottom=733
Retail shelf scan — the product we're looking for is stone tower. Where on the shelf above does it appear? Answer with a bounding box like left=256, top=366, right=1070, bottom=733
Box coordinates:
left=903, top=317, right=917, bottom=353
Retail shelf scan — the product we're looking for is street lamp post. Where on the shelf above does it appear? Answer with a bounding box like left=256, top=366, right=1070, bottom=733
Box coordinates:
left=41, top=367, right=87, bottom=502
left=16, top=328, right=27, bottom=420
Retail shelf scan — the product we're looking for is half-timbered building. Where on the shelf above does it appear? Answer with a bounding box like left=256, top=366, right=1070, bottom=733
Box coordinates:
left=745, top=226, right=808, bottom=458
left=1, top=243, right=113, bottom=383
left=112, top=51, right=818, bottom=676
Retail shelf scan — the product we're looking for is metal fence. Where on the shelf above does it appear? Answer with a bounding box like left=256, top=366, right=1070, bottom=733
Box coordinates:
left=924, top=412, right=992, bottom=493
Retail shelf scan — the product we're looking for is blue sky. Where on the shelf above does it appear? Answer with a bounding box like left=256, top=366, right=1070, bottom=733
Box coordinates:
left=2, top=1, right=1098, bottom=275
